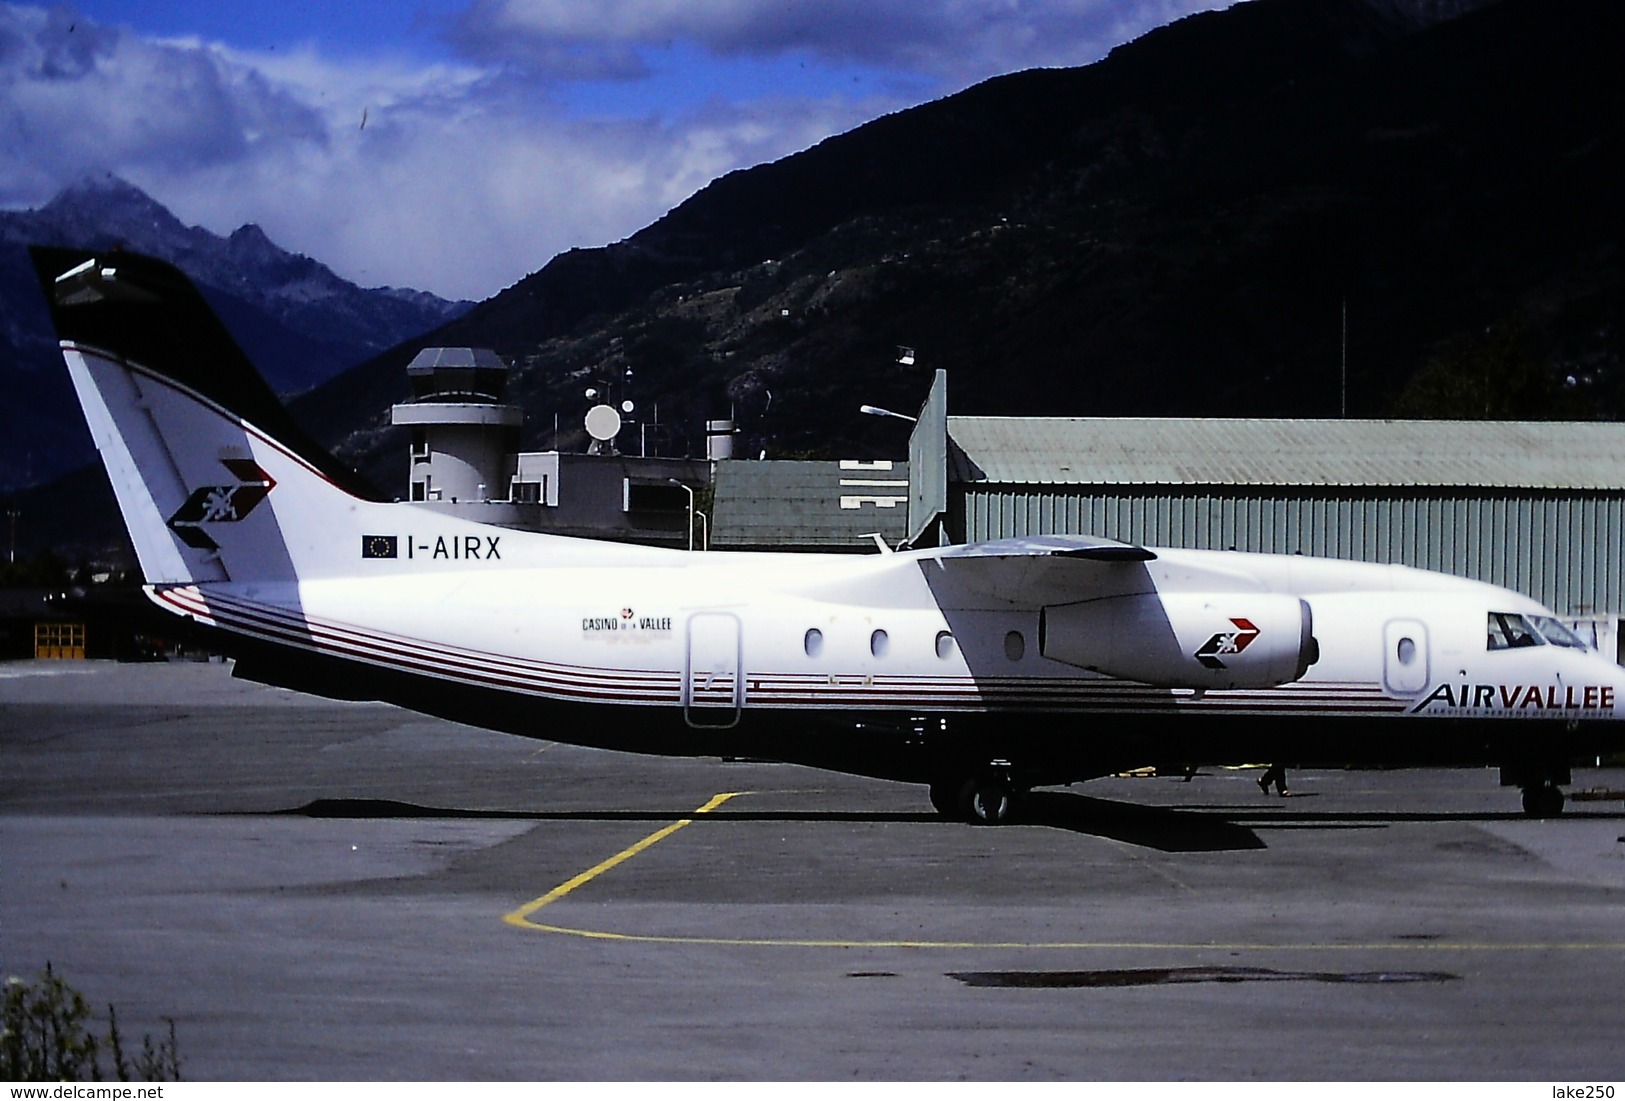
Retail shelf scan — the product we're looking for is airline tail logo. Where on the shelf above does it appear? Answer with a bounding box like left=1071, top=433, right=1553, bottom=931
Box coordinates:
left=167, top=459, right=277, bottom=550
left=1195, top=618, right=1260, bottom=669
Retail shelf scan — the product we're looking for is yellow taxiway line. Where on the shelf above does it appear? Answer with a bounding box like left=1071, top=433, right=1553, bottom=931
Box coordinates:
left=503, top=790, right=1625, bottom=952
left=503, top=791, right=741, bottom=929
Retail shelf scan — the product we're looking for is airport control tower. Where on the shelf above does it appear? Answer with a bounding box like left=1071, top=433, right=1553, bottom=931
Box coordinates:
left=388, top=346, right=710, bottom=542
left=390, top=347, right=523, bottom=521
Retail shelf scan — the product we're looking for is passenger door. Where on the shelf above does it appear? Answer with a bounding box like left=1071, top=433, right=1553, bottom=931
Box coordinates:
left=684, top=612, right=743, bottom=728
left=1382, top=618, right=1430, bottom=696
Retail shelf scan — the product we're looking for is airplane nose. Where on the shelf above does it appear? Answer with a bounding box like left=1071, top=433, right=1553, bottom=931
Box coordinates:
left=1584, top=651, right=1625, bottom=720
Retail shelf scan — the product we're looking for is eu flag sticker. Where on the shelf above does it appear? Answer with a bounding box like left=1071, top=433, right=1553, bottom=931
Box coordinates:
left=362, top=535, right=398, bottom=559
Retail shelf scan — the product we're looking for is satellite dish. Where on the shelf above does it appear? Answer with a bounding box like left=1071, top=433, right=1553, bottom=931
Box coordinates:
left=584, top=403, right=622, bottom=442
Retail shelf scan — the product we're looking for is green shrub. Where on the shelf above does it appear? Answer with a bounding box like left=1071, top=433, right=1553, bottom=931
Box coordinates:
left=1, top=964, right=180, bottom=1082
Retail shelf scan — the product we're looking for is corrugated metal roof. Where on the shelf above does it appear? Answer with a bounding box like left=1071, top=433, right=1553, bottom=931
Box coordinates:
left=711, top=460, right=910, bottom=548
left=947, top=417, right=1625, bottom=490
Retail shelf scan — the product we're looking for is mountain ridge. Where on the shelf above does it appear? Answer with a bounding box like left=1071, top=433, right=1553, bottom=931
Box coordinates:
left=292, top=0, right=1620, bottom=493
left=0, top=175, right=471, bottom=491
left=10, top=0, right=1622, bottom=560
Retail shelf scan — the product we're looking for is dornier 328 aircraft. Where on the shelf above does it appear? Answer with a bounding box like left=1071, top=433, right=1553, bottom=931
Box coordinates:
left=31, top=246, right=1625, bottom=822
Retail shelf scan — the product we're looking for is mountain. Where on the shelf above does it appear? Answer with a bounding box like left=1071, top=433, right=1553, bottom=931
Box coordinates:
left=12, top=0, right=1623, bottom=562
left=291, top=0, right=1620, bottom=495
left=0, top=176, right=471, bottom=491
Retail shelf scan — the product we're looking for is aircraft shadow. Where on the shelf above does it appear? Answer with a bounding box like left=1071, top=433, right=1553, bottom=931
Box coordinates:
left=1194, top=804, right=1625, bottom=825
left=1009, top=791, right=1622, bottom=847
left=1016, top=791, right=1267, bottom=852
left=269, top=794, right=1267, bottom=853
left=262, top=794, right=1625, bottom=854
left=269, top=797, right=938, bottom=825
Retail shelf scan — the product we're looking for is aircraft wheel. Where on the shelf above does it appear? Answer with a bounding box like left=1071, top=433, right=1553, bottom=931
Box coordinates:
left=927, top=781, right=959, bottom=819
left=1521, top=784, right=1565, bottom=818
left=958, top=777, right=1019, bottom=825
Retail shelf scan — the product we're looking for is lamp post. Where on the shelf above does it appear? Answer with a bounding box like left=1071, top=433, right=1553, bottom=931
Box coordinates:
left=668, top=479, right=694, bottom=552
left=6, top=509, right=17, bottom=565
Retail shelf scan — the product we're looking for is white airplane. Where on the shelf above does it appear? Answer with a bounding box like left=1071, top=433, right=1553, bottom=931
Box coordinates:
left=32, top=246, right=1625, bottom=821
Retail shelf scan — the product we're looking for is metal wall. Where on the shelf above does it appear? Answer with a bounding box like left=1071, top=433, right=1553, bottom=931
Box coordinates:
left=955, top=487, right=1625, bottom=617
left=907, top=370, right=950, bottom=546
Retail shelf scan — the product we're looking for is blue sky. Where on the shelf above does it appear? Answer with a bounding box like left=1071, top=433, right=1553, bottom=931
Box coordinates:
left=65, top=1, right=466, bottom=58
left=4, top=1, right=1232, bottom=299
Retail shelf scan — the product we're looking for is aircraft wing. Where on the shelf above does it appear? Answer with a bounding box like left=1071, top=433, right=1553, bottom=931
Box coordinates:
left=917, top=534, right=1158, bottom=605
left=927, top=534, right=1157, bottom=563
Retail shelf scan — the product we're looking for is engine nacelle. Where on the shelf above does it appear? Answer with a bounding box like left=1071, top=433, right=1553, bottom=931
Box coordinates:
left=1039, top=592, right=1317, bottom=690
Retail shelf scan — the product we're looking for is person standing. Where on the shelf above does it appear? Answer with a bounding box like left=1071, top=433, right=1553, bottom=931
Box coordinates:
left=1258, top=763, right=1290, bottom=796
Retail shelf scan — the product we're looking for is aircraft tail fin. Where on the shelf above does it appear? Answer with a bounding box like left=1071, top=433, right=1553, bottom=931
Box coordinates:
left=31, top=246, right=387, bottom=585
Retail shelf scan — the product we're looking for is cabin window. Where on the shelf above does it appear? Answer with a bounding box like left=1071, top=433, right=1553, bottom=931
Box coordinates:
left=1004, top=630, right=1025, bottom=662
left=1487, top=612, right=1541, bottom=651
left=803, top=628, right=823, bottom=658
left=870, top=629, right=890, bottom=658
left=935, top=631, right=956, bottom=660
left=1396, top=637, right=1416, bottom=665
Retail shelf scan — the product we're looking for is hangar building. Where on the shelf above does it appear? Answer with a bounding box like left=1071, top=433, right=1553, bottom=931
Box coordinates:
left=906, top=372, right=1625, bottom=657
left=711, top=459, right=910, bottom=552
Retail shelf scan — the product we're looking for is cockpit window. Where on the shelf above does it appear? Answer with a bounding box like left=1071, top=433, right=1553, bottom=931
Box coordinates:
left=1485, top=612, right=1590, bottom=651
left=1530, top=615, right=1589, bottom=650
left=1487, top=612, right=1541, bottom=650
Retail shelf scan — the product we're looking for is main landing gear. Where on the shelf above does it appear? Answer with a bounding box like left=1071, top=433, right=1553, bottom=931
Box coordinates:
left=1520, top=783, right=1566, bottom=819
left=1502, top=759, right=1570, bottom=819
left=929, top=767, right=1025, bottom=825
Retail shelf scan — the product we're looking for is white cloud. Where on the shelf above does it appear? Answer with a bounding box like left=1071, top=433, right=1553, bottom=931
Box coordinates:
left=1, top=0, right=1228, bottom=300
left=0, top=2, right=879, bottom=299
left=452, top=0, right=1232, bottom=85
left=0, top=5, right=324, bottom=199
left=161, top=86, right=865, bottom=298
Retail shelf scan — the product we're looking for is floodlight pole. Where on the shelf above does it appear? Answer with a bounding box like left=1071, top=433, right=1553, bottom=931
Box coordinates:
left=669, top=479, right=695, bottom=552
left=859, top=405, right=917, bottom=423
